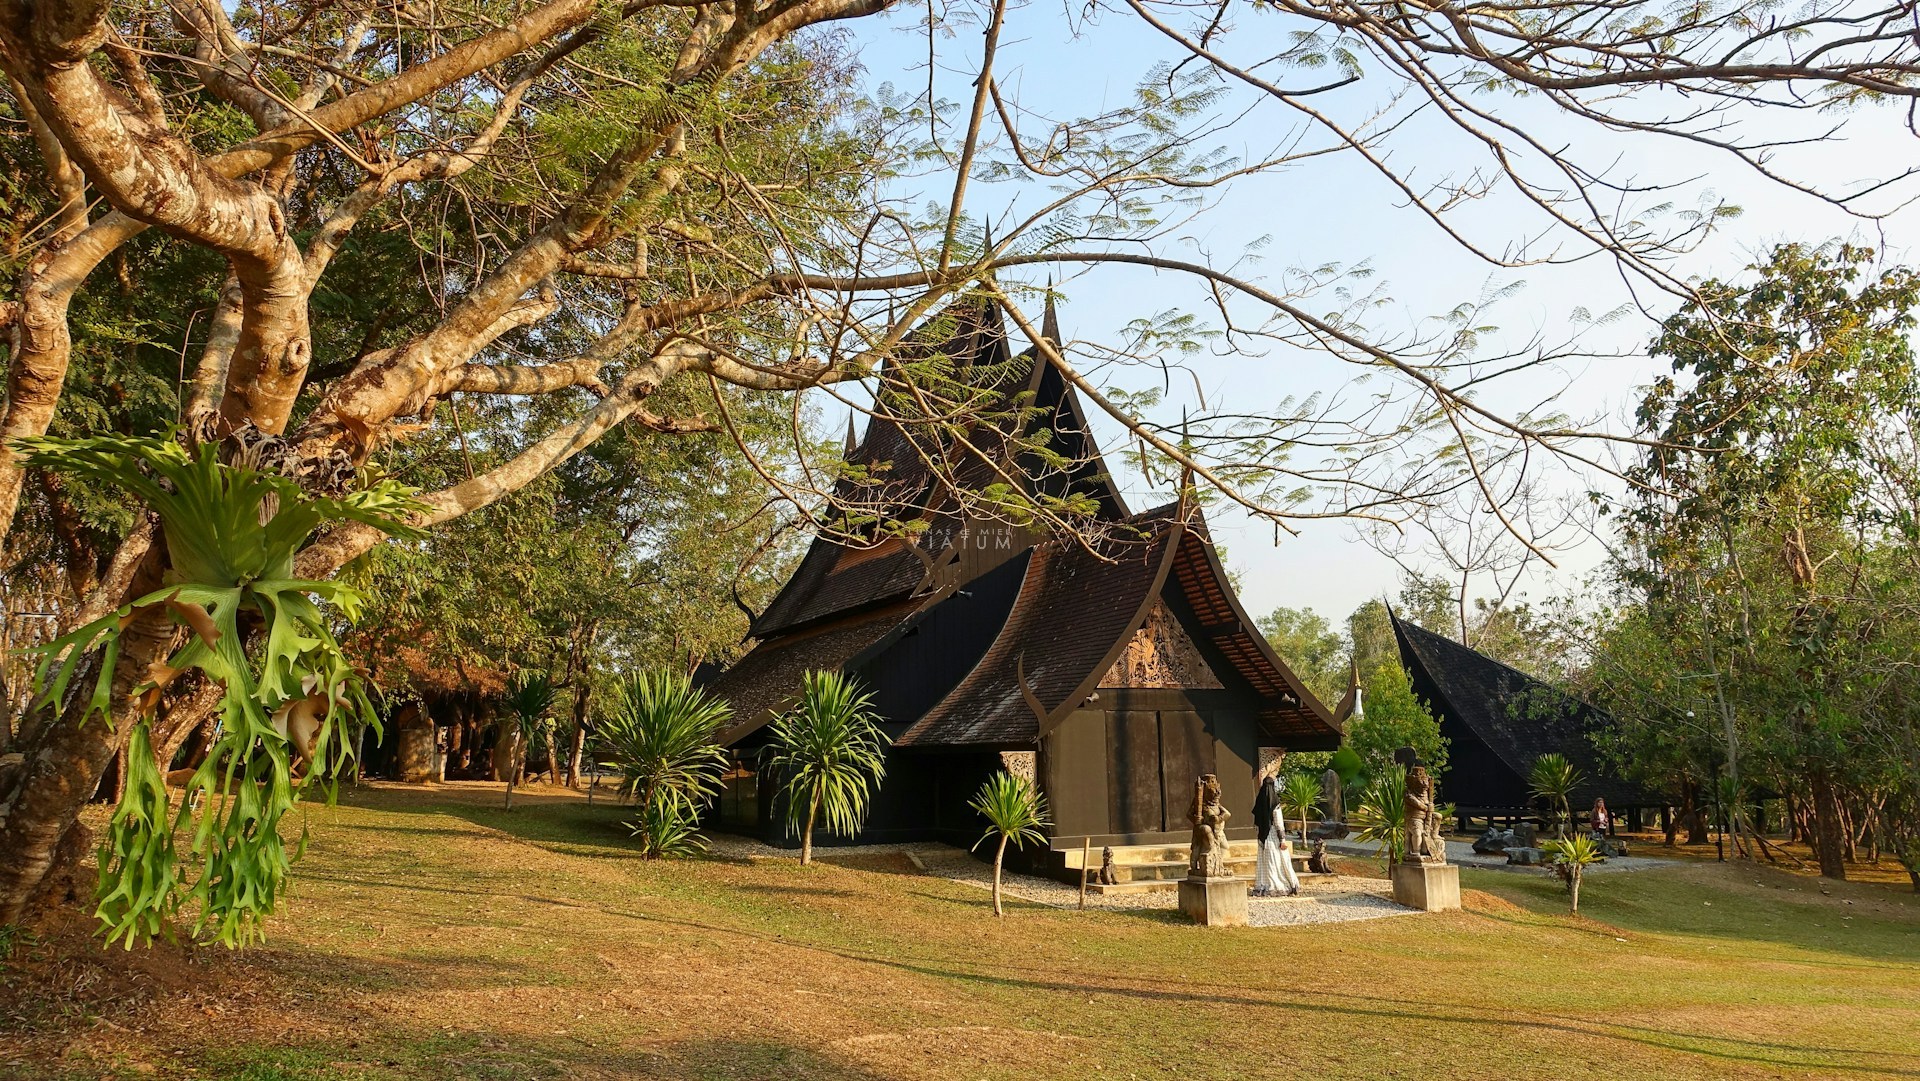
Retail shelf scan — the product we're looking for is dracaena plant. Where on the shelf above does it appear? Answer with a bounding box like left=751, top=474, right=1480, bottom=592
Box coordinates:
left=17, top=432, right=423, bottom=948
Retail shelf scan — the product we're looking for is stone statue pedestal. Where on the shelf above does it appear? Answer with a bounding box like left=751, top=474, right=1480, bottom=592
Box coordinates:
left=1177, top=875, right=1250, bottom=927
left=1390, top=861, right=1460, bottom=913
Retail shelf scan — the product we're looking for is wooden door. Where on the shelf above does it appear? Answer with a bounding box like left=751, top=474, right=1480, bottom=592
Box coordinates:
left=1107, top=710, right=1162, bottom=835
left=1156, top=710, right=1215, bottom=832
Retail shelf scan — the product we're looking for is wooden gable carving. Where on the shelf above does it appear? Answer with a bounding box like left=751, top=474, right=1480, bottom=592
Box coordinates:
left=1100, top=599, right=1224, bottom=689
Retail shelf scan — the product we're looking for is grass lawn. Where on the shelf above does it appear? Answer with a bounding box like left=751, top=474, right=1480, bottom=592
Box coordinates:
left=3, top=782, right=1917, bottom=1081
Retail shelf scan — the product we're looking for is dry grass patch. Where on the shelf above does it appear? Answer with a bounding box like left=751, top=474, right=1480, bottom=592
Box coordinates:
left=1, top=783, right=1915, bottom=1081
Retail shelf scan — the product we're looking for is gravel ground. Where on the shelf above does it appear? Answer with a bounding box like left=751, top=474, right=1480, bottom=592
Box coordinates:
left=1326, top=837, right=1667, bottom=875
left=708, top=835, right=1419, bottom=926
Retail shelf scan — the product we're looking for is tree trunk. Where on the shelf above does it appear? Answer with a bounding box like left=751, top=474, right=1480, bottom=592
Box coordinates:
left=1569, top=869, right=1581, bottom=915
left=1808, top=769, right=1848, bottom=881
left=565, top=723, right=586, bottom=789
left=396, top=704, right=436, bottom=783
left=1681, top=785, right=1708, bottom=845
left=1661, top=804, right=1676, bottom=847
left=992, top=834, right=1007, bottom=917
left=801, top=791, right=818, bottom=866
left=0, top=598, right=176, bottom=924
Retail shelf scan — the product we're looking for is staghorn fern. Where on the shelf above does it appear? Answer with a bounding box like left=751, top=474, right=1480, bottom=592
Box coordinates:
left=18, top=432, right=422, bottom=947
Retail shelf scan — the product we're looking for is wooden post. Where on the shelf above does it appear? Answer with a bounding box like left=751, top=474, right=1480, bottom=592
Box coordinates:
left=1078, top=837, right=1092, bottom=910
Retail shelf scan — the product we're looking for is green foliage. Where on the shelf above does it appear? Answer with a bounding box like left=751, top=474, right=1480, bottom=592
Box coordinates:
left=1528, top=753, right=1584, bottom=839
left=503, top=673, right=558, bottom=739
left=1343, top=662, right=1447, bottom=777
left=0, top=922, right=27, bottom=962
left=970, top=770, right=1050, bottom=919
left=623, top=797, right=713, bottom=860
left=18, top=432, right=421, bottom=946
left=1259, top=606, right=1345, bottom=703
left=1280, top=770, right=1322, bottom=839
left=593, top=670, right=731, bottom=858
left=761, top=671, right=889, bottom=860
left=1599, top=241, right=1920, bottom=875
left=1350, top=765, right=1408, bottom=864
left=1346, top=600, right=1397, bottom=676
left=970, top=771, right=1052, bottom=855
left=1544, top=833, right=1604, bottom=912
left=499, top=672, right=558, bottom=807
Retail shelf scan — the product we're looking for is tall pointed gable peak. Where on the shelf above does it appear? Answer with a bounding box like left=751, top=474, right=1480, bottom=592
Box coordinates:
left=1040, top=287, right=1062, bottom=351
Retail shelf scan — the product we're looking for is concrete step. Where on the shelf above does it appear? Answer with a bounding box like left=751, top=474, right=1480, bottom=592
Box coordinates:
left=1061, top=841, right=1260, bottom=870
left=1115, top=857, right=1256, bottom=883
left=1088, top=879, right=1179, bottom=895
left=1086, top=871, right=1339, bottom=897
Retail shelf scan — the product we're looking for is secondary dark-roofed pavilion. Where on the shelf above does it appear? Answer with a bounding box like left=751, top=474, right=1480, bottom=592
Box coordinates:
left=704, top=299, right=1341, bottom=856
left=1390, top=611, right=1659, bottom=827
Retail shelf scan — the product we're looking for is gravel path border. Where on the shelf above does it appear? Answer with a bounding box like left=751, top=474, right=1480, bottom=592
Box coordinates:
left=707, top=835, right=1419, bottom=927
left=1326, top=837, right=1667, bottom=875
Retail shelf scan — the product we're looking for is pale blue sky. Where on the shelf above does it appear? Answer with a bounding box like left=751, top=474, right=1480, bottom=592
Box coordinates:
left=830, top=2, right=1920, bottom=628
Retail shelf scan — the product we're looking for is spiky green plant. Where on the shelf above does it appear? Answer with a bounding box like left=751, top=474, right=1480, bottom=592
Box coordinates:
left=623, top=796, right=712, bottom=860
left=1281, top=770, right=1321, bottom=842
left=1528, top=753, right=1585, bottom=839
left=1544, top=832, right=1604, bottom=914
left=17, top=432, right=421, bottom=947
left=592, top=670, right=731, bottom=858
left=1349, top=765, right=1408, bottom=865
left=500, top=673, right=557, bottom=810
left=761, top=670, right=889, bottom=865
left=970, top=771, right=1051, bottom=917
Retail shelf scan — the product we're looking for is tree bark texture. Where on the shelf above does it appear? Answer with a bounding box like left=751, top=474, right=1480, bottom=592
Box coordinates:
left=1808, top=769, right=1849, bottom=881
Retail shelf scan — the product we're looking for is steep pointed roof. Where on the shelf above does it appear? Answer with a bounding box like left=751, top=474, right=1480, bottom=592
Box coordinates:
left=1390, top=611, right=1655, bottom=806
left=748, top=295, right=1128, bottom=639
left=892, top=505, right=1340, bottom=749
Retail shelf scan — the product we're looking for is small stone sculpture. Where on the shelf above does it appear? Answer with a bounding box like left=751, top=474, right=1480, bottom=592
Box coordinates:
left=1321, top=768, right=1344, bottom=822
left=1401, top=765, right=1446, bottom=865
left=1308, top=839, right=1333, bottom=875
left=1094, top=846, right=1119, bottom=886
left=1188, top=774, right=1232, bottom=878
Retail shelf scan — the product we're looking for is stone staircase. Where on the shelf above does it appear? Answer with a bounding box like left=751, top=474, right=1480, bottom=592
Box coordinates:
left=1060, top=841, right=1261, bottom=896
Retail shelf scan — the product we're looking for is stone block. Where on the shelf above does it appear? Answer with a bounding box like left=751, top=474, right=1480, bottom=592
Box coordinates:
left=1505, top=846, right=1547, bottom=866
left=1177, top=875, right=1250, bottom=927
left=1390, top=861, right=1461, bottom=913
left=1307, top=820, right=1350, bottom=840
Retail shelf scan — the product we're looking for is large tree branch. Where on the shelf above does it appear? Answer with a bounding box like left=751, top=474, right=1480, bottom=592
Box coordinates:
left=295, top=343, right=704, bottom=576
left=0, top=214, right=146, bottom=555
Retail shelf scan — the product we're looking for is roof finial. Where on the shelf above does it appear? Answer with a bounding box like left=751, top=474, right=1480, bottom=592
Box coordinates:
left=843, top=411, right=859, bottom=458
left=1041, top=280, right=1061, bottom=351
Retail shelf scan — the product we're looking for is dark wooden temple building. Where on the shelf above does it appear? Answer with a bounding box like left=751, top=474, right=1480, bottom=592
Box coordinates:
left=704, top=300, right=1341, bottom=857
left=1390, top=611, right=1657, bottom=827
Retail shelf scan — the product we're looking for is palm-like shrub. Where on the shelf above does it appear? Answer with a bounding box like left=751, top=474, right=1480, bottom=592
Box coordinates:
left=970, top=771, right=1051, bottom=917
left=761, top=670, right=889, bottom=865
left=1544, top=833, right=1604, bottom=914
left=18, top=432, right=421, bottom=946
left=1529, top=753, right=1585, bottom=839
left=593, top=670, right=732, bottom=858
left=1281, top=771, right=1321, bottom=841
left=1349, top=765, right=1408, bottom=865
left=500, top=673, right=557, bottom=810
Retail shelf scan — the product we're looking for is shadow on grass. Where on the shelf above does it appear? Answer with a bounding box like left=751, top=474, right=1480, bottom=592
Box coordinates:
left=1457, top=862, right=1920, bottom=968
left=281, top=868, right=1920, bottom=1078
left=200, top=1033, right=906, bottom=1081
